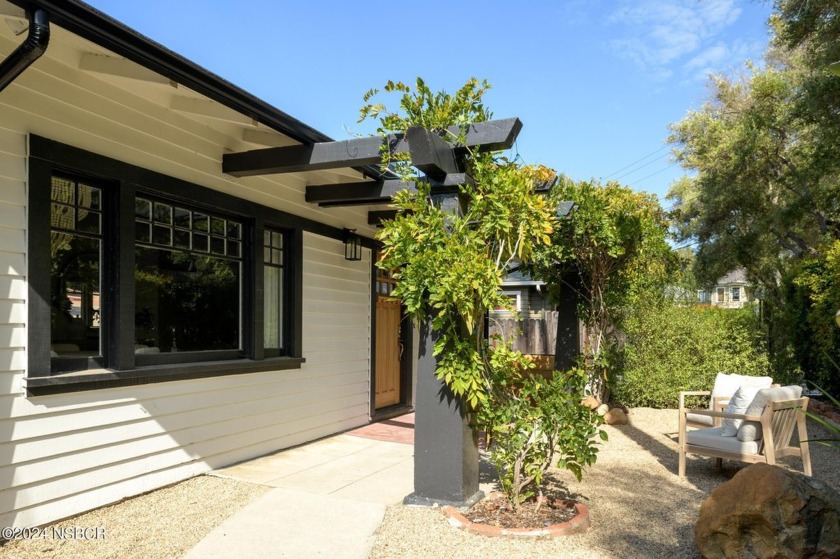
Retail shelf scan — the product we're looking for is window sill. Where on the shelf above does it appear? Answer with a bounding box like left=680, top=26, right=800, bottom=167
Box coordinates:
left=24, top=357, right=306, bottom=396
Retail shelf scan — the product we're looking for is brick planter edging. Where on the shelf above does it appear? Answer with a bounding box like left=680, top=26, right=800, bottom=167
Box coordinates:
left=442, top=500, right=590, bottom=539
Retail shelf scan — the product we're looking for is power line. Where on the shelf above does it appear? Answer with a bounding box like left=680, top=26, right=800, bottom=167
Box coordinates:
left=603, top=145, right=669, bottom=179
left=612, top=153, right=668, bottom=181
left=629, top=163, right=677, bottom=187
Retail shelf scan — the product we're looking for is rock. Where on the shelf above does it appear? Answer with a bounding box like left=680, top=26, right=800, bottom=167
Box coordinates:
left=595, top=404, right=609, bottom=416
left=611, top=403, right=630, bottom=414
left=581, top=395, right=601, bottom=410
left=695, top=463, right=840, bottom=559
left=604, top=408, right=628, bottom=425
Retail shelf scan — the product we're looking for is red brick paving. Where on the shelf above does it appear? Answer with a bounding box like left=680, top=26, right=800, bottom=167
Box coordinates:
left=347, top=413, right=415, bottom=445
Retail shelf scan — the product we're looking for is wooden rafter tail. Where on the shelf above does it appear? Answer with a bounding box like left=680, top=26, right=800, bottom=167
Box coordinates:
left=427, top=173, right=474, bottom=194
left=222, top=118, right=523, bottom=177
left=222, top=136, right=407, bottom=177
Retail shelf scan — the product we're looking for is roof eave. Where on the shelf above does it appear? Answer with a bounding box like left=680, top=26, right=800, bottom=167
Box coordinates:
left=7, top=0, right=382, bottom=178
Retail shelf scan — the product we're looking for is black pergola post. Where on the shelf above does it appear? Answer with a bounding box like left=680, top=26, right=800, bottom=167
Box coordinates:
left=554, top=272, right=582, bottom=371
left=404, top=319, right=483, bottom=508
left=404, top=188, right=483, bottom=509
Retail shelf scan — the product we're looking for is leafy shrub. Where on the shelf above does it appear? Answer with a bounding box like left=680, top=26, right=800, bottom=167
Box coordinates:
left=477, top=349, right=606, bottom=509
left=785, top=241, right=840, bottom=397
left=613, top=302, right=772, bottom=408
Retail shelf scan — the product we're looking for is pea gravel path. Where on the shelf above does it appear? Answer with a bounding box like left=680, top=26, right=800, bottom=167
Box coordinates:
left=1, top=408, right=837, bottom=559
left=369, top=408, right=840, bottom=559
left=0, top=477, right=269, bottom=559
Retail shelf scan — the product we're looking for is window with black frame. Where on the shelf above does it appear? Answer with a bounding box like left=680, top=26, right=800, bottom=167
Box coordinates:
left=134, top=197, right=242, bottom=355
left=263, top=228, right=288, bottom=357
left=29, top=138, right=309, bottom=391
left=50, top=176, right=104, bottom=361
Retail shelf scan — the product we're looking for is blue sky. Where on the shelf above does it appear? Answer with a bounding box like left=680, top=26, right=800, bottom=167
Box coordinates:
left=86, top=0, right=773, bottom=205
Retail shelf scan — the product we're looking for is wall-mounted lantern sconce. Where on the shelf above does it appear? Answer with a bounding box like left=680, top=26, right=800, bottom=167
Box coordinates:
left=344, top=228, right=362, bottom=261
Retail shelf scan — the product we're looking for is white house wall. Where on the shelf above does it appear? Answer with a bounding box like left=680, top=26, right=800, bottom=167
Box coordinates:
left=0, top=26, right=373, bottom=528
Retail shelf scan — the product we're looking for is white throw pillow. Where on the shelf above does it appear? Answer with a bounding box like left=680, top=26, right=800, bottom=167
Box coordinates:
left=710, top=373, right=773, bottom=405
left=710, top=373, right=743, bottom=402
left=737, top=385, right=804, bottom=442
left=721, top=384, right=766, bottom=436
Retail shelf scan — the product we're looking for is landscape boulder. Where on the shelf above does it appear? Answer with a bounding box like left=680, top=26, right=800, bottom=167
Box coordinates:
left=695, top=463, right=840, bottom=558
left=604, top=408, right=629, bottom=425
left=581, top=396, right=600, bottom=410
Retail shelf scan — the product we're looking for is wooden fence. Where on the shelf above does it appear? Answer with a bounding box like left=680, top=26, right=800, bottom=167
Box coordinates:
left=489, top=311, right=558, bottom=355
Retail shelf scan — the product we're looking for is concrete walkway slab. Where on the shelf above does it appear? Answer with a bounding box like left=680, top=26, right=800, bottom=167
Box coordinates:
left=182, top=488, right=385, bottom=559
left=186, top=414, right=417, bottom=558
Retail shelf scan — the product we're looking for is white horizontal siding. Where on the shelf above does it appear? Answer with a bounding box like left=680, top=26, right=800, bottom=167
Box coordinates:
left=0, top=24, right=377, bottom=528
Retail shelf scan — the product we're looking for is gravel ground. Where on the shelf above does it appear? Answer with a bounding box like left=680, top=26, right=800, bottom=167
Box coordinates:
left=370, top=408, right=840, bottom=559
left=1, top=408, right=836, bottom=559
left=0, top=476, right=269, bottom=559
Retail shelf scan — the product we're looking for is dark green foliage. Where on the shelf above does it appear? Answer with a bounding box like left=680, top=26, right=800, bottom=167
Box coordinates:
left=530, top=178, right=675, bottom=401
left=667, top=1, right=840, bottom=396
left=476, top=348, right=605, bottom=509
left=613, top=303, right=773, bottom=408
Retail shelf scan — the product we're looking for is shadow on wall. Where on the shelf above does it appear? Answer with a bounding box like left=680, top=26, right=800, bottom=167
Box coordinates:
left=0, top=367, right=369, bottom=529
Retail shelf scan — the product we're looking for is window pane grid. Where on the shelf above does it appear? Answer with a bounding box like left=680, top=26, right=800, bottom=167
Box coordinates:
left=50, top=177, right=102, bottom=236
left=263, top=229, right=285, bottom=267
left=136, top=197, right=242, bottom=259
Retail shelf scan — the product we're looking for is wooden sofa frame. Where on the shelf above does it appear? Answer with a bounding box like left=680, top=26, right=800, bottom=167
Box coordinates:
left=678, top=397, right=812, bottom=477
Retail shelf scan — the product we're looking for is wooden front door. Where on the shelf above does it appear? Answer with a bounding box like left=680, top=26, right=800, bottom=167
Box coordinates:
left=375, top=296, right=401, bottom=408
left=374, top=260, right=402, bottom=410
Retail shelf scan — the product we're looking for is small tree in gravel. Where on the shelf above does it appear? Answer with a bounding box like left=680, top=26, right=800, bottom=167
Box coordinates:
left=361, top=78, right=605, bottom=510
left=480, top=347, right=605, bottom=507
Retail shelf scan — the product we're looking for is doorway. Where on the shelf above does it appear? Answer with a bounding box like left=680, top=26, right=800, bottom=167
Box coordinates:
left=373, top=260, right=410, bottom=413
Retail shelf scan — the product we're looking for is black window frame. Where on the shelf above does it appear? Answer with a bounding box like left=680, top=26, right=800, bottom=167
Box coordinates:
left=26, top=136, right=323, bottom=395
left=47, top=173, right=110, bottom=373
left=262, top=227, right=292, bottom=358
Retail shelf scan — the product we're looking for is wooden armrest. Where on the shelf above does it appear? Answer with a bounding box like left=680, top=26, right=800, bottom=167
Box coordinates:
left=681, top=408, right=762, bottom=422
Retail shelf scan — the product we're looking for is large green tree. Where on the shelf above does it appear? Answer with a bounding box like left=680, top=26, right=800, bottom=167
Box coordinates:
left=667, top=0, right=840, bottom=391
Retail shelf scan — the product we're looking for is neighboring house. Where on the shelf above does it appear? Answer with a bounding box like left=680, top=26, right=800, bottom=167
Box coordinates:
left=492, top=269, right=553, bottom=320
left=0, top=1, right=413, bottom=529
left=698, top=268, right=754, bottom=309
left=489, top=269, right=564, bottom=356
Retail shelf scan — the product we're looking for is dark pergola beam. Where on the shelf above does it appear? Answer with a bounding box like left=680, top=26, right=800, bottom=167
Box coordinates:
left=406, top=126, right=460, bottom=181
left=225, top=136, right=407, bottom=177
left=368, top=210, right=400, bottom=226
left=305, top=180, right=415, bottom=206
left=222, top=118, right=522, bottom=177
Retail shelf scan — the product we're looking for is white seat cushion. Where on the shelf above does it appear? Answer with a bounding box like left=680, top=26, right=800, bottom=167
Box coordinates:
left=687, top=427, right=760, bottom=455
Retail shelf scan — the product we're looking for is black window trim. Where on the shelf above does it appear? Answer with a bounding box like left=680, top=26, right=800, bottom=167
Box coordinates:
left=25, top=135, right=374, bottom=395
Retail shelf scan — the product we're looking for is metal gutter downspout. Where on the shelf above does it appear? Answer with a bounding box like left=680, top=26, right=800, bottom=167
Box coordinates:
left=0, top=9, right=50, bottom=93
